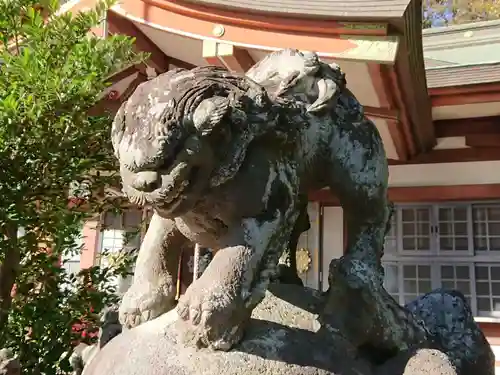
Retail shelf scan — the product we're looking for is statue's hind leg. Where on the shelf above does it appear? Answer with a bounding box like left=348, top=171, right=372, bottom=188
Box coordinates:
left=327, top=124, right=390, bottom=266
left=320, top=120, right=428, bottom=361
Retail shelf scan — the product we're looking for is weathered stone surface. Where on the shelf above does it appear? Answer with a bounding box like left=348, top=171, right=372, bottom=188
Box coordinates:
left=96, top=48, right=494, bottom=375
left=320, top=255, right=428, bottom=363
left=83, top=285, right=372, bottom=375
left=0, top=349, right=20, bottom=375
left=319, top=255, right=494, bottom=375
left=112, top=48, right=391, bottom=350
left=82, top=285, right=487, bottom=375
left=406, top=289, right=494, bottom=375
left=375, top=349, right=457, bottom=375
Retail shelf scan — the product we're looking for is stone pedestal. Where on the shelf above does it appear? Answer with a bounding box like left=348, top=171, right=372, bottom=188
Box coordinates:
left=81, top=283, right=492, bottom=375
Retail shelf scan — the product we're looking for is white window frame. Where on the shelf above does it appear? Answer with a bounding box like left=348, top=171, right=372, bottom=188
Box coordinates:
left=63, top=258, right=82, bottom=275
left=97, top=208, right=148, bottom=294
left=382, top=200, right=500, bottom=321
left=98, top=209, right=146, bottom=256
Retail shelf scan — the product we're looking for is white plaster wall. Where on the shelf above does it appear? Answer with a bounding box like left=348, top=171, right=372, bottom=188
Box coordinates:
left=389, top=160, right=500, bottom=187
left=491, top=345, right=500, bottom=374
left=321, top=207, right=344, bottom=291
left=313, top=160, right=500, bottom=199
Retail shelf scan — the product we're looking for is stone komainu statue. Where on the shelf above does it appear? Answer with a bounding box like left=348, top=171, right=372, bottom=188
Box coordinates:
left=111, top=48, right=390, bottom=350
left=81, top=49, right=494, bottom=375
left=0, top=349, right=20, bottom=375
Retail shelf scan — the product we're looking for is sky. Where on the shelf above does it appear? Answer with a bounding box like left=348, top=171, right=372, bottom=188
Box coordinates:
left=423, top=0, right=455, bottom=27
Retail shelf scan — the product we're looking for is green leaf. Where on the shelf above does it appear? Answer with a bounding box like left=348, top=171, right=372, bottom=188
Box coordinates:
left=0, top=0, right=146, bottom=372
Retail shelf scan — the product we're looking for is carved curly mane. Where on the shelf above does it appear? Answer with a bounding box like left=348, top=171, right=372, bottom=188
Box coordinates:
left=112, top=66, right=283, bottom=189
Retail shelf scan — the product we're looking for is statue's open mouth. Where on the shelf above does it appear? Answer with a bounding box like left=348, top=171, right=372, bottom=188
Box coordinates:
left=123, top=162, right=200, bottom=215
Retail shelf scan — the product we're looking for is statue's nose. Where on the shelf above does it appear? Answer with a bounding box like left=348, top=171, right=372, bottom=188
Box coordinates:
left=131, top=171, right=159, bottom=192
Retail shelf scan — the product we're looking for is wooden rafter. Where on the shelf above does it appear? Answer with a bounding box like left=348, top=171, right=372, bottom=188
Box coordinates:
left=364, top=106, right=399, bottom=121
left=390, top=148, right=500, bottom=164
left=367, top=63, right=414, bottom=160
left=466, top=134, right=500, bottom=148
left=89, top=72, right=148, bottom=117
left=429, top=80, right=500, bottom=107
left=429, top=82, right=500, bottom=97
left=118, top=73, right=148, bottom=103
left=216, top=43, right=255, bottom=73
left=387, top=115, right=500, bottom=164
left=168, top=57, right=196, bottom=70
left=202, top=40, right=225, bottom=68
left=106, top=10, right=169, bottom=74
left=107, top=64, right=144, bottom=84
left=202, top=40, right=255, bottom=73
left=431, top=91, right=500, bottom=107
left=435, top=116, right=500, bottom=137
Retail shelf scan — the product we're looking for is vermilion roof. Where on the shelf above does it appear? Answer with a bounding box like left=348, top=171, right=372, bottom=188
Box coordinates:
left=180, top=0, right=412, bottom=19
left=426, top=62, right=500, bottom=88
left=422, top=19, right=500, bottom=66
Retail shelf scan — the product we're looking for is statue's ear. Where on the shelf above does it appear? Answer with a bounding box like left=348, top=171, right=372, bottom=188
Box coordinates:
left=192, top=96, right=230, bottom=136
left=209, top=133, right=253, bottom=188
left=209, top=108, right=277, bottom=188
left=307, top=78, right=339, bottom=114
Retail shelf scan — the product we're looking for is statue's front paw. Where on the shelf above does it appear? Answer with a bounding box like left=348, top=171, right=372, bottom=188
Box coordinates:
left=176, top=281, right=247, bottom=351
left=119, top=282, right=175, bottom=329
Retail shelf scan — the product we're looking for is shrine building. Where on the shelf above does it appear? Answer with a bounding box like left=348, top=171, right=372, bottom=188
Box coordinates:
left=60, top=0, right=500, bottom=368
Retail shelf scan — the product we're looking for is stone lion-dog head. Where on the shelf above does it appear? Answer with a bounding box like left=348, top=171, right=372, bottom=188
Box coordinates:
left=111, top=66, right=280, bottom=217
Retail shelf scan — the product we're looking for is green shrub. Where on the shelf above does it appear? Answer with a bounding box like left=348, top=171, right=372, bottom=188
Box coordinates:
left=0, top=1, right=145, bottom=373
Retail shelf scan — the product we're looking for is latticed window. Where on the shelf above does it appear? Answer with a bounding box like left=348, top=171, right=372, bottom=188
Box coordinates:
left=100, top=210, right=143, bottom=253
left=99, top=209, right=145, bottom=294
left=382, top=202, right=500, bottom=319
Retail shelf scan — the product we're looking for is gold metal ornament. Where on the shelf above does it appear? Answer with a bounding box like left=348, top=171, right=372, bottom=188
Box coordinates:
left=296, top=247, right=311, bottom=274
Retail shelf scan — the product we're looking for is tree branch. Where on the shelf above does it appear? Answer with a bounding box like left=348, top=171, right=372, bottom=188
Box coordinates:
left=0, top=224, right=19, bottom=336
